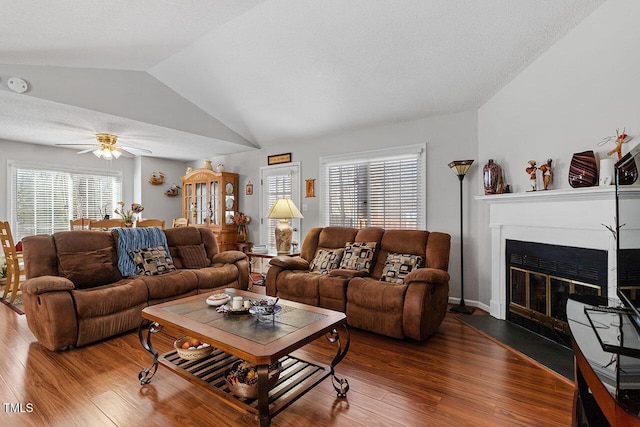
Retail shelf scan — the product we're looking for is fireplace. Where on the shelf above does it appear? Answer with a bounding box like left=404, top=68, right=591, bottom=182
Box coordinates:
left=506, top=240, right=607, bottom=346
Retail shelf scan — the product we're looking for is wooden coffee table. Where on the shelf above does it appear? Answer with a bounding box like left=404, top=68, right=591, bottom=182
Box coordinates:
left=137, top=289, right=350, bottom=426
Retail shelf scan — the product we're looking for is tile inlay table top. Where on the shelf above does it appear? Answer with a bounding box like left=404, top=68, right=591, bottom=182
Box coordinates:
left=138, top=288, right=350, bottom=427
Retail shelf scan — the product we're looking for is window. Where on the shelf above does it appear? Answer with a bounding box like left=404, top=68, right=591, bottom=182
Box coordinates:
left=260, top=164, right=301, bottom=248
left=320, top=145, right=426, bottom=229
left=9, top=161, right=122, bottom=240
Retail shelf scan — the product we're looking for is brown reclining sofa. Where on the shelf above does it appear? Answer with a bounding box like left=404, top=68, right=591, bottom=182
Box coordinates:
left=21, top=226, right=249, bottom=351
left=266, top=226, right=451, bottom=341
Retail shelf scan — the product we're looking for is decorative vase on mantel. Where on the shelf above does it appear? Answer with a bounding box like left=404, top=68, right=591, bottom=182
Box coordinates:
left=237, top=224, right=248, bottom=243
left=483, top=159, right=501, bottom=195
left=568, top=150, right=598, bottom=188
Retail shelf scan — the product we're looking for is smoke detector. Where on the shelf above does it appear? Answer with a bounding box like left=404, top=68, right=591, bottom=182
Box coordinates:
left=7, top=77, right=28, bottom=93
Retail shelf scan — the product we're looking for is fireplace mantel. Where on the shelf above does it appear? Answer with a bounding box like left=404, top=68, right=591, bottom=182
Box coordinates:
left=476, top=185, right=640, bottom=320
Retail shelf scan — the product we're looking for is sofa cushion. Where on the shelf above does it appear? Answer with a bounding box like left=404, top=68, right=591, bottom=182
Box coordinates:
left=310, top=248, right=344, bottom=274
left=136, top=269, right=198, bottom=302
left=192, top=264, right=240, bottom=291
left=130, top=246, right=177, bottom=276
left=339, top=242, right=377, bottom=272
left=380, top=253, right=422, bottom=284
left=178, top=244, right=211, bottom=269
left=58, top=247, right=121, bottom=289
left=346, top=277, right=408, bottom=339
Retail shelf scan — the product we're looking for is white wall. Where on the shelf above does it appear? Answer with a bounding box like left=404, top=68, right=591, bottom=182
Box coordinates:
left=477, top=0, right=640, bottom=307
left=0, top=138, right=187, bottom=228
left=210, top=110, right=480, bottom=302
left=136, top=157, right=186, bottom=224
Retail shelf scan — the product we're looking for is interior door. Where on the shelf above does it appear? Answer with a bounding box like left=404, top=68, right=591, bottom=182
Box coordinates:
left=260, top=163, right=301, bottom=249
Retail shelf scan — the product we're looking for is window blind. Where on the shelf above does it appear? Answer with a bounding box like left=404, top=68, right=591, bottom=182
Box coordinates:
left=10, top=162, right=122, bottom=241
left=320, top=145, right=426, bottom=230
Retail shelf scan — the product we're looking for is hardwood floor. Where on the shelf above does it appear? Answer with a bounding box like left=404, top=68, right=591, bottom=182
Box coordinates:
left=0, top=304, right=574, bottom=426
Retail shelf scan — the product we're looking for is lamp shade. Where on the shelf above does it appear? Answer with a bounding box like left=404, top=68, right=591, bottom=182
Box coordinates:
left=267, top=199, right=303, bottom=254
left=267, top=198, right=304, bottom=219
left=448, top=160, right=474, bottom=177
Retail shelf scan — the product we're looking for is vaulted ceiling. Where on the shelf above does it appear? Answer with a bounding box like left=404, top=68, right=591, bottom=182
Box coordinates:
left=0, top=0, right=605, bottom=160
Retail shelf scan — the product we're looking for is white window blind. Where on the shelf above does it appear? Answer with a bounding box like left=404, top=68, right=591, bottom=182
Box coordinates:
left=9, top=161, right=122, bottom=241
left=320, top=145, right=426, bottom=229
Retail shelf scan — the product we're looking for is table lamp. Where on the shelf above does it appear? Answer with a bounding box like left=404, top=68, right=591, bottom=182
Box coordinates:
left=267, top=198, right=304, bottom=254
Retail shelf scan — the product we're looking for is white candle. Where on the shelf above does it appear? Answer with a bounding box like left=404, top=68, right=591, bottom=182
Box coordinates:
left=232, top=296, right=243, bottom=310
left=244, top=300, right=251, bottom=309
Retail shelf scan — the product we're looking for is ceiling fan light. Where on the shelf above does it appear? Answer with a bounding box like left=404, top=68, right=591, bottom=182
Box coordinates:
left=102, top=149, right=113, bottom=160
left=93, top=149, right=103, bottom=158
left=112, top=149, right=122, bottom=159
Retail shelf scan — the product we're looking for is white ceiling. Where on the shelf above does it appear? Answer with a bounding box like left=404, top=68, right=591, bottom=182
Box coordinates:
left=0, top=0, right=606, bottom=161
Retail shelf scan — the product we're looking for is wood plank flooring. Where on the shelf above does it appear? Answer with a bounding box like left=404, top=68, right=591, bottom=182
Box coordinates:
left=0, top=304, right=574, bottom=426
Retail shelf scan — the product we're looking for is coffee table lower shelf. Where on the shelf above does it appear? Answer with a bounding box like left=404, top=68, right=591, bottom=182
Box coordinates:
left=158, top=348, right=330, bottom=420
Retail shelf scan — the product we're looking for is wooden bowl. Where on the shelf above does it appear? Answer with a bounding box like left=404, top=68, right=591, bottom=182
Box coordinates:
left=224, top=360, right=281, bottom=399
left=174, top=336, right=213, bottom=360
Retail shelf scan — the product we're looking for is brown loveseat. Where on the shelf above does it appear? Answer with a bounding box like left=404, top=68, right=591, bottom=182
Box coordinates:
left=20, top=226, right=249, bottom=351
left=265, top=227, right=450, bottom=341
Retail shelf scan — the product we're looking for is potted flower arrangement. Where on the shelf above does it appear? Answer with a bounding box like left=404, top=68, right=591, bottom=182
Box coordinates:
left=233, top=212, right=251, bottom=243
left=0, top=254, right=6, bottom=285
left=114, top=202, right=144, bottom=226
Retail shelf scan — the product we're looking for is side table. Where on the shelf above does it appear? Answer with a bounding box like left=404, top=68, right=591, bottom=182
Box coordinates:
left=246, top=249, right=300, bottom=288
left=234, top=242, right=253, bottom=253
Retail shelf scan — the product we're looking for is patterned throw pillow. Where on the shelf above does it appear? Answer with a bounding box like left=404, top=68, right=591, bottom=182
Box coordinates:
left=310, top=248, right=345, bottom=274
left=380, top=253, right=422, bottom=284
left=339, top=242, right=377, bottom=272
left=130, top=246, right=177, bottom=276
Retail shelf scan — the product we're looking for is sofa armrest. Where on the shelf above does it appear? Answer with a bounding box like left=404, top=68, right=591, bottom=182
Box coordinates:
left=212, top=250, right=247, bottom=264
left=328, top=269, right=368, bottom=279
left=269, top=256, right=309, bottom=270
left=21, top=276, right=75, bottom=295
left=404, top=268, right=450, bottom=285
left=402, top=268, right=450, bottom=341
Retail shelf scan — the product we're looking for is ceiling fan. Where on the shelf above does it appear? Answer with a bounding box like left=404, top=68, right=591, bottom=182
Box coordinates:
left=55, top=133, right=152, bottom=159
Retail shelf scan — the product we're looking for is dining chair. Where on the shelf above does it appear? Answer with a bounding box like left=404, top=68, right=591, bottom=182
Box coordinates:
left=88, top=218, right=126, bottom=230
left=172, top=217, right=189, bottom=228
left=70, top=218, right=91, bottom=230
left=136, top=219, right=165, bottom=229
left=0, top=221, right=25, bottom=303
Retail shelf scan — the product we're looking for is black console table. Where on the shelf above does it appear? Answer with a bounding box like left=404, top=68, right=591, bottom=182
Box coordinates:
left=567, top=294, right=640, bottom=426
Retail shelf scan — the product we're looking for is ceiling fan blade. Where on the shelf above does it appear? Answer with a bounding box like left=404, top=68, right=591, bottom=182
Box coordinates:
left=120, top=145, right=152, bottom=154
left=117, top=148, right=137, bottom=158
left=76, top=148, right=96, bottom=155
left=54, top=143, right=96, bottom=147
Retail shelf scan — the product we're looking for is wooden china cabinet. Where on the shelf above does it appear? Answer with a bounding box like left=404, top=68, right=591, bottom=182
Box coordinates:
left=181, top=168, right=238, bottom=251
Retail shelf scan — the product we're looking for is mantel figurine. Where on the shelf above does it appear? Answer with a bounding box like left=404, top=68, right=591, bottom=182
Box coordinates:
left=526, top=160, right=537, bottom=191
left=539, top=159, right=552, bottom=190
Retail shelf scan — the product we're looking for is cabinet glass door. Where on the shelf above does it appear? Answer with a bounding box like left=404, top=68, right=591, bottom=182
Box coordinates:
left=224, top=180, right=235, bottom=226
left=210, top=181, right=220, bottom=226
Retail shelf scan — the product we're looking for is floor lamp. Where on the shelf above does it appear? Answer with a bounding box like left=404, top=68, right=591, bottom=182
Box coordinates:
left=448, top=159, right=474, bottom=314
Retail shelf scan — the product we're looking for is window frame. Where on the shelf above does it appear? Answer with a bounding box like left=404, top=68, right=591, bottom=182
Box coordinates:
left=319, top=144, right=426, bottom=229
left=8, top=160, right=123, bottom=240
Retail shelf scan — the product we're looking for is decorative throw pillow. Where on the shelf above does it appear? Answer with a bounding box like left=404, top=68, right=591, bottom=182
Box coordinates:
left=130, top=246, right=177, bottom=276
left=58, top=247, right=119, bottom=289
left=380, top=253, right=422, bottom=284
left=339, top=242, right=377, bottom=272
left=177, top=244, right=211, bottom=269
left=310, top=248, right=345, bottom=274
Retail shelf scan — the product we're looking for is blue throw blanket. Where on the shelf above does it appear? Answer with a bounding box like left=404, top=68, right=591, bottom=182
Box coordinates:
left=113, top=227, right=172, bottom=277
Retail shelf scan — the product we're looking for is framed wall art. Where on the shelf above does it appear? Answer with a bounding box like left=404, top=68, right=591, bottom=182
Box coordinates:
left=305, top=179, right=315, bottom=198
left=267, top=152, right=292, bottom=165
